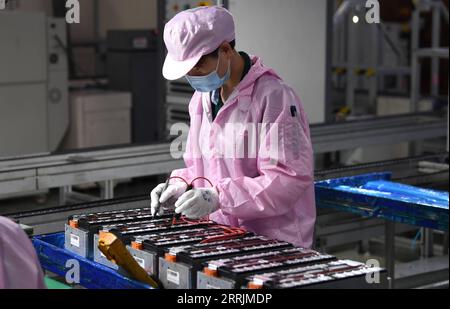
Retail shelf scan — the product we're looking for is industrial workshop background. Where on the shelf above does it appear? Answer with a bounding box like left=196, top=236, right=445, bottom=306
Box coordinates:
left=0, top=0, right=448, bottom=291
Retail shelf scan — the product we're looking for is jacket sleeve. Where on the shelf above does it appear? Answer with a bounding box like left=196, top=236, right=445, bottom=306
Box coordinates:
left=0, top=217, right=47, bottom=289
left=216, top=85, right=315, bottom=220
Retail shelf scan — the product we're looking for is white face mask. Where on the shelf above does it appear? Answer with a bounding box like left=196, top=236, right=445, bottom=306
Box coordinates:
left=185, top=53, right=231, bottom=92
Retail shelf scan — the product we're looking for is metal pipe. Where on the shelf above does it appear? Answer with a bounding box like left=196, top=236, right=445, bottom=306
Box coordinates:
left=431, top=3, right=441, bottom=96
left=385, top=221, right=396, bottom=289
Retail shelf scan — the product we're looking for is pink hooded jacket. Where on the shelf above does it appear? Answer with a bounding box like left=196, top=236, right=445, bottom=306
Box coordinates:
left=171, top=56, right=316, bottom=248
left=0, top=216, right=46, bottom=289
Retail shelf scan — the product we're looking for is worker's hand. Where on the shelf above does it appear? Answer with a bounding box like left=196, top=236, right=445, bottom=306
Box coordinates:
left=150, top=182, right=188, bottom=216
left=174, top=188, right=220, bottom=219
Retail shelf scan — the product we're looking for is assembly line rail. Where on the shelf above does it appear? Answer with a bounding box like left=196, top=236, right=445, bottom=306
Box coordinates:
left=0, top=112, right=447, bottom=202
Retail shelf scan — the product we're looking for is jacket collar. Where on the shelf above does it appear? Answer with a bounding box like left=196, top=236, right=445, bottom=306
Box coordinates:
left=201, top=55, right=281, bottom=122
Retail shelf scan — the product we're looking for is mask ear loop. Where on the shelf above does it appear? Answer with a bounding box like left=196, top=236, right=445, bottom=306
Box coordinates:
left=216, top=50, right=231, bottom=79
left=214, top=53, right=222, bottom=71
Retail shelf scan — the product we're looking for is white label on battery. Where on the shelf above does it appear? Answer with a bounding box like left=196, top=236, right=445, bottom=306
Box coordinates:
left=70, top=234, right=80, bottom=248
left=167, top=269, right=180, bottom=286
left=134, top=256, right=145, bottom=269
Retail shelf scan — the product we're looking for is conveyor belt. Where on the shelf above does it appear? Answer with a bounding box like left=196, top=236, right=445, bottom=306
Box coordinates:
left=5, top=153, right=448, bottom=235
left=6, top=195, right=151, bottom=235
left=9, top=153, right=448, bottom=218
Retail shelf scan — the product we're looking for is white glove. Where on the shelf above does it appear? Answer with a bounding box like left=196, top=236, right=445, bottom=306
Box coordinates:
left=174, top=188, right=220, bottom=219
left=150, top=182, right=188, bottom=216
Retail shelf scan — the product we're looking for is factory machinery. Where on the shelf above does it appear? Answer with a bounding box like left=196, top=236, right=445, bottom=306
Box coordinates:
left=32, top=205, right=386, bottom=289
left=7, top=152, right=448, bottom=289
left=30, top=161, right=448, bottom=290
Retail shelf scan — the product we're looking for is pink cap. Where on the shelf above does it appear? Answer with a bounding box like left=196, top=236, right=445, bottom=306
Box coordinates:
left=163, top=6, right=235, bottom=81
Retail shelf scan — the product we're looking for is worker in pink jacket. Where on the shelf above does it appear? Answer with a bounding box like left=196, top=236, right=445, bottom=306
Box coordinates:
left=151, top=6, right=316, bottom=248
left=0, top=216, right=46, bottom=289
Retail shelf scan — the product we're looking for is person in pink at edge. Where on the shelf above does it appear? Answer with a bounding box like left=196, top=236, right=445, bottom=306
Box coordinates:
left=0, top=216, right=46, bottom=289
left=151, top=6, right=316, bottom=248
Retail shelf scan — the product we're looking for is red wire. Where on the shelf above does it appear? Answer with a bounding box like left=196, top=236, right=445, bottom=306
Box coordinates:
left=165, top=176, right=246, bottom=243
left=179, top=216, right=211, bottom=225
left=168, top=176, right=190, bottom=186
left=200, top=224, right=247, bottom=244
left=176, top=217, right=246, bottom=244
left=168, top=176, right=214, bottom=189
left=190, top=177, right=214, bottom=188
left=200, top=228, right=247, bottom=244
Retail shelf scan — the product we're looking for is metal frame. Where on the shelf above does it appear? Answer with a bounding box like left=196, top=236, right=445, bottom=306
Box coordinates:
left=333, top=0, right=411, bottom=113
left=325, top=0, right=335, bottom=122
left=315, top=153, right=448, bottom=285
left=316, top=172, right=449, bottom=289
left=0, top=143, right=185, bottom=203
left=411, top=0, right=449, bottom=113
left=310, top=112, right=446, bottom=153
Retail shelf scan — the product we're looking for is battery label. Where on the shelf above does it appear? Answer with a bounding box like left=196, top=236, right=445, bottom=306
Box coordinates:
left=70, top=234, right=80, bottom=248
left=134, top=256, right=145, bottom=269
left=167, top=269, right=180, bottom=285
